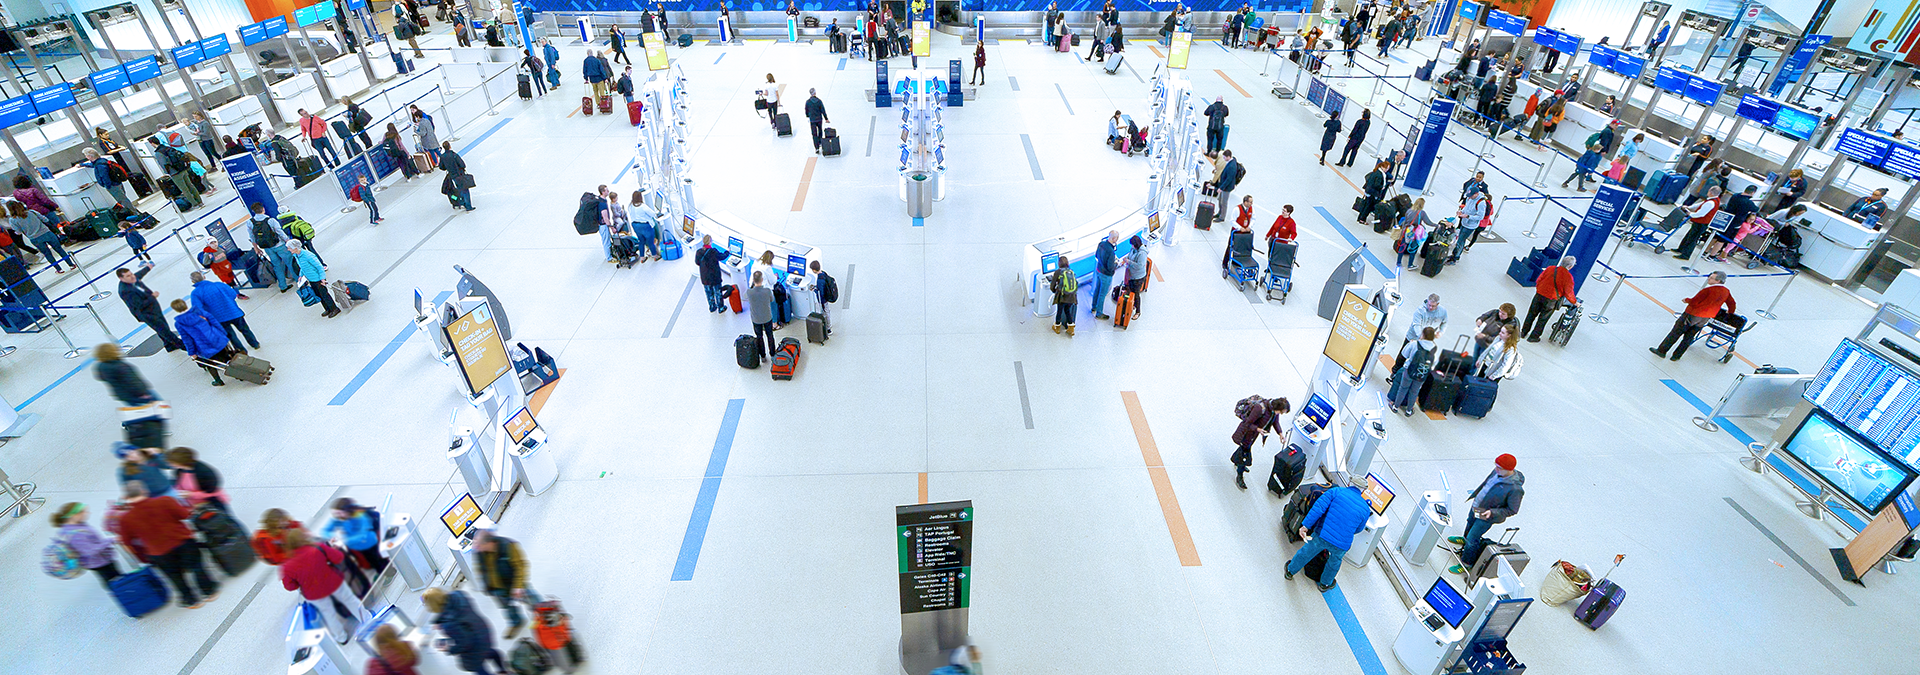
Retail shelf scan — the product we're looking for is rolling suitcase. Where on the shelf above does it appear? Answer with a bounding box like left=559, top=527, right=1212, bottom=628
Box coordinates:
left=1623, top=166, right=1646, bottom=190
left=1057, top=34, right=1070, bottom=52
left=581, top=96, right=595, bottom=116
left=1105, top=53, right=1125, bottom=73
left=1192, top=198, right=1216, bottom=230
left=598, top=95, right=613, bottom=114
left=1419, top=240, right=1449, bottom=277
left=1266, top=443, right=1307, bottom=497
left=1641, top=169, right=1671, bottom=200
left=628, top=101, right=644, bottom=126
left=725, top=284, right=744, bottom=313
left=1466, top=527, right=1529, bottom=579
left=1659, top=172, right=1689, bottom=204
left=533, top=597, right=586, bottom=671
left=774, top=113, right=793, bottom=137
left=735, top=335, right=761, bottom=369
left=822, top=135, right=842, bottom=156
left=412, top=152, right=434, bottom=173
left=109, top=543, right=168, bottom=618
left=224, top=353, right=273, bottom=385
left=1112, top=289, right=1134, bottom=328
left=1282, top=482, right=1328, bottom=543
left=518, top=74, right=533, bottom=99
left=1300, top=547, right=1332, bottom=582
left=770, top=337, right=800, bottom=380
left=1575, top=579, right=1625, bottom=629
left=1421, top=372, right=1462, bottom=412
left=192, top=503, right=256, bottom=576
left=806, top=312, right=829, bottom=344
left=1453, top=375, right=1499, bottom=418
left=1433, top=336, right=1473, bottom=376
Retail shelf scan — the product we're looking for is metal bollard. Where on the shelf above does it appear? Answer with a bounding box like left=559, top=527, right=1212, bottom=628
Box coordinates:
left=1588, top=278, right=1625, bottom=324
left=1595, top=236, right=1626, bottom=281
left=1521, top=196, right=1549, bottom=238
left=1755, top=272, right=1797, bottom=320
left=1533, top=152, right=1554, bottom=188
left=481, top=64, right=500, bottom=116
left=85, top=303, right=117, bottom=342
left=50, top=313, right=83, bottom=359
left=67, top=253, right=112, bottom=302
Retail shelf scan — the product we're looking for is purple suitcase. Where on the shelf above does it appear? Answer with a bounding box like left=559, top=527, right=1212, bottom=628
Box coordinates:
left=1573, top=579, right=1624, bottom=629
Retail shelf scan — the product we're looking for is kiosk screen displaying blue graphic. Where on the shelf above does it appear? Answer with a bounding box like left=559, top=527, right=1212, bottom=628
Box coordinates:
left=1423, top=578, right=1472, bottom=628
left=1770, top=106, right=1819, bottom=140
left=1804, top=339, right=1920, bottom=464
left=1301, top=393, right=1335, bottom=429
left=125, top=56, right=162, bottom=84
left=1780, top=410, right=1917, bottom=514
left=1735, top=94, right=1779, bottom=125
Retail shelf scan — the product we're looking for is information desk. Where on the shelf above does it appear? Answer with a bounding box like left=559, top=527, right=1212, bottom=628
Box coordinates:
left=1793, top=203, right=1884, bottom=282
left=1020, top=205, right=1155, bottom=314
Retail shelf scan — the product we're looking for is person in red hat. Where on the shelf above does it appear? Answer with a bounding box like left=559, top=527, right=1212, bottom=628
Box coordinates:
left=1447, top=453, right=1526, bottom=575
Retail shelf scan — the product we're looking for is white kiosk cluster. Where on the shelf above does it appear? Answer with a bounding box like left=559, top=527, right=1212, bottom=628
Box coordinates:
left=1143, top=67, right=1206, bottom=247
left=1288, top=279, right=1401, bottom=568
left=896, top=68, right=949, bottom=218
left=625, top=63, right=698, bottom=232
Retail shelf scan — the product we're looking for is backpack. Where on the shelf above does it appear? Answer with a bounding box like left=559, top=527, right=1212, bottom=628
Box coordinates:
left=250, top=218, right=283, bottom=249
left=106, top=160, right=130, bottom=183
left=1234, top=395, right=1266, bottom=419
left=510, top=638, right=553, bottom=675
left=1405, top=343, right=1434, bottom=381
left=42, top=535, right=84, bottom=579
left=1584, top=132, right=1602, bottom=149
left=348, top=184, right=363, bottom=202
left=352, top=107, right=373, bottom=130
left=816, top=271, right=839, bottom=303
left=573, top=194, right=601, bottom=235
left=279, top=212, right=315, bottom=240
left=1235, top=162, right=1248, bottom=183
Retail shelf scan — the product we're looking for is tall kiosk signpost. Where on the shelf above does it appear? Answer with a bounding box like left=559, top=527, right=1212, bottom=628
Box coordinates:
left=899, top=501, right=975, bottom=675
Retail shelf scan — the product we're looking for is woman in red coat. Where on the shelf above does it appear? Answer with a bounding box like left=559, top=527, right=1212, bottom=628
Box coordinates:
left=280, top=529, right=369, bottom=641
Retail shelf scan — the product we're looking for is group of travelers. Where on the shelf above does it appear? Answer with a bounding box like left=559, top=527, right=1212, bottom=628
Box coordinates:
left=1046, top=230, right=1151, bottom=337
left=694, top=235, right=838, bottom=358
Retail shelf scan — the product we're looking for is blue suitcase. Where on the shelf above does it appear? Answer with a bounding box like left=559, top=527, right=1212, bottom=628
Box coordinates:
left=1574, top=578, right=1625, bottom=629
left=297, top=284, right=320, bottom=306
left=1659, top=172, right=1689, bottom=203
left=110, top=564, right=170, bottom=617
left=1642, top=169, right=1674, bottom=202
left=1453, top=375, right=1498, bottom=418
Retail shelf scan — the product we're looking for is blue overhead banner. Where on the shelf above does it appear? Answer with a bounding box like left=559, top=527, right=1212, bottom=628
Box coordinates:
left=240, top=20, right=269, bottom=45
left=199, top=34, right=232, bottom=57
left=265, top=16, right=290, bottom=37
left=1570, top=183, right=1639, bottom=293
left=1771, top=34, right=1831, bottom=97
left=88, top=65, right=130, bottom=96
left=1486, top=10, right=1526, bottom=35
left=314, top=0, right=337, bottom=20
left=294, top=6, right=318, bottom=27
left=1771, top=106, right=1821, bottom=140
left=1586, top=44, right=1615, bottom=70
left=28, top=84, right=76, bottom=115
left=1736, top=94, right=1781, bottom=125
left=0, top=95, right=35, bottom=128
left=1458, top=0, right=1481, bottom=21
left=1654, top=64, right=1689, bottom=93
left=171, top=42, right=206, bottom=68
left=525, top=0, right=1308, bottom=9
left=347, top=0, right=368, bottom=10
left=1404, top=98, right=1455, bottom=193
left=1836, top=128, right=1894, bottom=166
left=1886, top=144, right=1920, bottom=181
left=1683, top=75, right=1723, bottom=106
left=222, top=152, right=278, bottom=217
left=125, top=56, right=162, bottom=83
left=1611, top=51, right=1645, bottom=78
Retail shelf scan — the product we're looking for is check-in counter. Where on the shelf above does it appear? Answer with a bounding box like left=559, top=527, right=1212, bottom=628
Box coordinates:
left=1627, top=134, right=1678, bottom=176
left=1795, top=203, right=1886, bottom=281
left=210, top=95, right=268, bottom=140
left=367, top=40, right=399, bottom=81
left=267, top=72, right=325, bottom=125
left=320, top=55, right=369, bottom=101
left=1549, top=101, right=1610, bottom=154
left=46, top=165, right=115, bottom=214
left=1884, top=269, right=1920, bottom=310
left=691, top=209, right=821, bottom=289
left=1020, top=205, right=1158, bottom=314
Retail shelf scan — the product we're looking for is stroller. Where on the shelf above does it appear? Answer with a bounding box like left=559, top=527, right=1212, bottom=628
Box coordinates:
left=1769, top=222, right=1803, bottom=268
left=1222, top=228, right=1260, bottom=290
left=1265, top=239, right=1296, bottom=302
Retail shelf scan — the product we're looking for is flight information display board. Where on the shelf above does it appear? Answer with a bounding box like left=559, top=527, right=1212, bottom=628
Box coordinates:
left=1771, top=106, right=1820, bottom=140
left=1805, top=339, right=1920, bottom=467
left=1735, top=94, right=1779, bottom=125
left=125, top=56, right=162, bottom=83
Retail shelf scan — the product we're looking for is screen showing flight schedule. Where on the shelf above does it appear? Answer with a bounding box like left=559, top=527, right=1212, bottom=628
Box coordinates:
left=1805, top=339, right=1920, bottom=467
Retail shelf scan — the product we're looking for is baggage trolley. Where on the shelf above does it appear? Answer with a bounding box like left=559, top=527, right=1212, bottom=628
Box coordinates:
left=1691, top=309, right=1747, bottom=364
left=1265, top=239, right=1296, bottom=302
left=1222, top=230, right=1259, bottom=291
left=1615, top=205, right=1685, bottom=253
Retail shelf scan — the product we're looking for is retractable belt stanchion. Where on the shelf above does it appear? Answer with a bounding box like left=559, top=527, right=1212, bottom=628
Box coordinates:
left=1587, top=266, right=1626, bottom=324
left=1755, top=271, right=1796, bottom=320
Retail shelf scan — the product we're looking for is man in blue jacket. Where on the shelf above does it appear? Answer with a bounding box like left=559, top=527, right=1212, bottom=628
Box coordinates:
left=1213, top=150, right=1243, bottom=223
left=189, top=270, right=258, bottom=353
left=81, top=147, right=134, bottom=209
left=1286, top=483, right=1372, bottom=591
left=1447, top=453, right=1525, bottom=575
left=583, top=50, right=611, bottom=100
left=1091, top=231, right=1118, bottom=321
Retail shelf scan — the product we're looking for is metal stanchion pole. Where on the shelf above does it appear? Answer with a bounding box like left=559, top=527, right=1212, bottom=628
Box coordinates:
left=1595, top=233, right=1627, bottom=281
left=1521, top=195, right=1550, bottom=238
left=68, top=255, right=112, bottom=302
left=1422, top=155, right=1442, bottom=196
left=85, top=303, right=116, bottom=342
left=50, top=313, right=83, bottom=359
left=480, top=63, right=499, bottom=116
left=1260, top=48, right=1272, bottom=77
left=1532, top=151, right=1553, bottom=188
left=1755, top=272, right=1797, bottom=320
left=1588, top=277, right=1626, bottom=324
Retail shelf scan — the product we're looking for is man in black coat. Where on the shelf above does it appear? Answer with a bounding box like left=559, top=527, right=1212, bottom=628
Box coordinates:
left=804, top=89, right=831, bottom=153
left=1337, top=108, right=1371, bottom=167
left=1203, top=97, right=1229, bottom=152
left=117, top=264, right=184, bottom=352
left=695, top=235, right=728, bottom=312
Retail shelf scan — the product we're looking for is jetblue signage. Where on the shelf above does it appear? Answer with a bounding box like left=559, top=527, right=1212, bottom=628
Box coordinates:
left=0, top=95, right=35, bottom=128
left=1735, top=94, right=1780, bottom=125
left=199, top=34, right=232, bottom=58
left=1836, top=128, right=1894, bottom=167
left=265, top=16, right=290, bottom=38
left=333, top=154, right=375, bottom=199
left=1458, top=0, right=1480, bottom=21
left=125, top=56, right=162, bottom=83
left=1610, top=52, right=1645, bottom=79
left=1683, top=75, right=1723, bottom=106
left=88, top=66, right=130, bottom=96
left=1570, top=183, right=1639, bottom=292
left=240, top=21, right=269, bottom=45
left=1771, top=34, right=1830, bottom=97
left=294, top=6, right=318, bottom=27
left=1404, top=99, right=1455, bottom=192
left=28, top=84, right=76, bottom=115
left=1654, top=65, right=1689, bottom=93
left=222, top=152, right=278, bottom=217
left=346, top=0, right=368, bottom=10
left=1586, top=44, right=1615, bottom=71
left=1531, top=27, right=1580, bottom=54
left=171, top=42, right=206, bottom=68
left=1771, top=105, right=1820, bottom=140
left=1884, top=144, right=1920, bottom=182
left=1486, top=10, right=1526, bottom=35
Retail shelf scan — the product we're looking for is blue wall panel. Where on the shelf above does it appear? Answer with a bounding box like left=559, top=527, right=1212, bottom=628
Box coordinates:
left=524, top=0, right=1310, bottom=13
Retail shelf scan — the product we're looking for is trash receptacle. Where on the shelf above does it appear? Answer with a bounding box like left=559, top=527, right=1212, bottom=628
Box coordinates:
left=904, top=171, right=934, bottom=218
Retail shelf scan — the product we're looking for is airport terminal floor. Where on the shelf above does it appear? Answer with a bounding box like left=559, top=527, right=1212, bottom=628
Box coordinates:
left=3, top=21, right=1915, bottom=675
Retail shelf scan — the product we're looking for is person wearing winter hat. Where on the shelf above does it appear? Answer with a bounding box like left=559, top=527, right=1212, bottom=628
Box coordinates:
left=1447, top=453, right=1525, bottom=575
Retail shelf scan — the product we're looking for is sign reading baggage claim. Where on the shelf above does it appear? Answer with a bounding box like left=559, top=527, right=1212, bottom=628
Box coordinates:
left=897, top=501, right=972, bottom=613
left=445, top=303, right=512, bottom=397
left=1167, top=31, right=1192, bottom=69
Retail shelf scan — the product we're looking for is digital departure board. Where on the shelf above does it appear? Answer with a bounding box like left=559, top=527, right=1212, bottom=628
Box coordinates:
left=1805, top=339, right=1920, bottom=467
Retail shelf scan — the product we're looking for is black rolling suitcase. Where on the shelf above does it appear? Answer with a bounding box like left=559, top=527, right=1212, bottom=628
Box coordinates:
left=518, top=73, right=533, bottom=99
left=822, top=135, right=842, bottom=156
left=1421, top=372, right=1462, bottom=412
left=1453, top=375, right=1499, bottom=418
left=1419, top=239, right=1449, bottom=277
left=190, top=502, right=256, bottom=576
left=1433, top=335, right=1473, bottom=376
left=774, top=113, right=793, bottom=136
left=806, top=312, right=829, bottom=344
left=1192, top=195, right=1217, bottom=230
left=735, top=335, right=761, bottom=369
left=1266, top=444, right=1308, bottom=497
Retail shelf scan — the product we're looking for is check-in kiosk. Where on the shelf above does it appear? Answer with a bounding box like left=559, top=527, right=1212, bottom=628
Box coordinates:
left=1287, top=392, right=1337, bottom=476
left=1399, top=563, right=1531, bottom=675
left=1397, top=474, right=1453, bottom=567
left=503, top=407, right=557, bottom=496
left=441, top=492, right=494, bottom=586
left=1020, top=205, right=1160, bottom=317
left=287, top=603, right=355, bottom=675
left=1393, top=578, right=1473, bottom=675
left=379, top=512, right=439, bottom=592
left=267, top=72, right=325, bottom=126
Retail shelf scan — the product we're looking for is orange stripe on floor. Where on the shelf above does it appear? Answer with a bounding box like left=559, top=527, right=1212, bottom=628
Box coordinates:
left=791, top=156, right=817, bottom=211
left=1215, top=69, right=1251, bottom=97
left=1329, top=165, right=1361, bottom=193
left=1425, top=410, right=1448, bottom=420
left=567, top=106, right=578, bottom=118
left=1152, top=261, right=1164, bottom=283
left=1149, top=46, right=1163, bottom=58
left=1121, top=391, right=1201, bottom=567
left=917, top=472, right=929, bottom=504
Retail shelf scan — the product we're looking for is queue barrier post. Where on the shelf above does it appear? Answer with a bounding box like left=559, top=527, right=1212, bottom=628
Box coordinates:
left=49, top=310, right=82, bottom=359
left=1588, top=273, right=1625, bottom=324
left=68, top=253, right=111, bottom=303
left=1521, top=195, right=1549, bottom=239
left=1594, top=232, right=1626, bottom=281
left=85, top=303, right=116, bottom=343
left=1755, top=271, right=1797, bottom=320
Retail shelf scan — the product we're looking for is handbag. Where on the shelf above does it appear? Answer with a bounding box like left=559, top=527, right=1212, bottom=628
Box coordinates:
left=456, top=174, right=476, bottom=189
left=118, top=401, right=172, bottom=423
left=1353, top=196, right=1368, bottom=213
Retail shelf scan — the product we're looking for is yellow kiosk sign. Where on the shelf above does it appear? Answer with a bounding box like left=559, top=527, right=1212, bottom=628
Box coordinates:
left=1322, top=289, right=1386, bottom=379
left=1167, top=31, right=1193, bottom=69
left=642, top=31, right=670, bottom=71
left=912, top=21, right=932, bottom=57
left=445, top=303, right=513, bottom=396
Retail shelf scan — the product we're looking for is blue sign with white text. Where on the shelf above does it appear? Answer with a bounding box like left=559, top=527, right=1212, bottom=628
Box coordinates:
left=1611, top=52, right=1645, bottom=79
left=1486, top=10, right=1526, bottom=35
left=1654, top=65, right=1689, bottom=93
left=265, top=16, right=290, bottom=37
left=1736, top=94, right=1780, bottom=125
left=199, top=34, right=232, bottom=57
left=1836, top=128, right=1894, bottom=167
left=88, top=66, right=130, bottom=96
left=1458, top=0, right=1480, bottom=21
left=125, top=56, right=162, bottom=83
left=1586, top=44, right=1614, bottom=71
left=1683, top=75, right=1723, bottom=107
left=222, top=152, right=279, bottom=218
left=1883, top=144, right=1920, bottom=182
left=0, top=95, right=35, bottom=128
left=171, top=43, right=206, bottom=68
left=1771, top=35, right=1830, bottom=97
left=1404, top=98, right=1455, bottom=193
left=1570, top=183, right=1638, bottom=292
left=28, top=84, right=76, bottom=115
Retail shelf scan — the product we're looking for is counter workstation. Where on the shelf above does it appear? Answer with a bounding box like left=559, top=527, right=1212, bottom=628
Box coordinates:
left=1021, top=204, right=1159, bottom=314
left=691, top=209, right=825, bottom=314
left=1792, top=204, right=1885, bottom=282
left=45, top=165, right=116, bottom=215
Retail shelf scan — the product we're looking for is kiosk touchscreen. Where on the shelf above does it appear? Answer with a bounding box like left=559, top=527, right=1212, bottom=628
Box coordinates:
left=1301, top=393, right=1336, bottom=431
left=440, top=494, right=484, bottom=542
left=1422, top=577, right=1472, bottom=630
left=1361, top=473, right=1396, bottom=515
left=503, top=407, right=546, bottom=450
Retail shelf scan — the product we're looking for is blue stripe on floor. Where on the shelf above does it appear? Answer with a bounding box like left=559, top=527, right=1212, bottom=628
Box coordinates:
left=672, top=398, right=746, bottom=581
left=1661, top=378, right=1870, bottom=531
left=838, top=57, right=847, bottom=70
left=1389, top=53, right=1409, bottom=64
left=613, top=161, right=633, bottom=184
left=457, top=117, right=513, bottom=156
left=1311, top=206, right=1394, bottom=279
left=715, top=52, right=727, bottom=64
left=1323, top=586, right=1390, bottom=675
left=1217, top=41, right=1230, bottom=52
left=15, top=325, right=148, bottom=411
left=329, top=291, right=455, bottom=406
left=912, top=217, right=924, bottom=227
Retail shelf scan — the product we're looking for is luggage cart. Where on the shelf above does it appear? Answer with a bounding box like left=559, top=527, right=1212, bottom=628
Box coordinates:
left=1265, top=240, right=1296, bottom=302
left=1615, top=205, right=1686, bottom=253
left=1692, top=309, right=1747, bottom=364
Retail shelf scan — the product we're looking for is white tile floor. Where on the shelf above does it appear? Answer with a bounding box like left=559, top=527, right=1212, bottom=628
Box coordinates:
left=0, top=24, right=1913, bottom=675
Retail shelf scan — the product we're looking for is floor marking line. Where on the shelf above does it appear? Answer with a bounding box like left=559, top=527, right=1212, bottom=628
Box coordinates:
left=1149, top=46, right=1163, bottom=58
left=1310, top=206, right=1395, bottom=279
left=16, top=325, right=146, bottom=411
left=1323, top=586, right=1392, bottom=675
left=1121, top=391, right=1201, bottom=567
left=1054, top=83, right=1074, bottom=114
left=865, top=115, right=877, bottom=156
left=1659, top=379, right=1757, bottom=446
left=714, top=52, right=726, bottom=64
left=1623, top=280, right=1757, bottom=368
left=330, top=290, right=456, bottom=405
left=1019, top=133, right=1045, bottom=180
left=918, top=472, right=929, bottom=504
left=837, top=57, right=847, bottom=70
left=370, top=213, right=460, bottom=287
left=791, top=156, right=818, bottom=211
left=1009, top=75, right=1020, bottom=91
left=662, top=275, right=697, bottom=338
left=1215, top=69, right=1251, bottom=97
left=912, top=217, right=925, bottom=227
left=1152, top=262, right=1164, bottom=283
left=456, top=117, right=513, bottom=156
left=1014, top=361, right=1034, bottom=429
left=672, top=398, right=746, bottom=581
left=842, top=264, right=855, bottom=309
left=1724, top=497, right=1857, bottom=606
left=1127, top=59, right=1143, bottom=82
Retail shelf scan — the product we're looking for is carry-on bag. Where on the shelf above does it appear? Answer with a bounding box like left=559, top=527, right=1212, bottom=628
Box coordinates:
left=1281, top=482, right=1328, bottom=543
left=1452, top=375, right=1499, bottom=418
left=598, top=95, right=613, bottom=114
left=581, top=96, right=594, bottom=116
left=192, top=503, right=256, bottom=576
left=770, top=337, right=800, bottom=380
left=774, top=113, right=793, bottom=137
left=725, top=284, right=744, bottom=314
left=223, top=353, right=274, bottom=385
left=1112, top=289, right=1135, bottom=329
left=1192, top=198, right=1217, bottom=230
left=1266, top=444, right=1307, bottom=497
left=628, top=101, right=644, bottom=126
left=1105, top=53, right=1125, bottom=74
left=1573, top=554, right=1626, bottom=628
left=1057, top=34, right=1070, bottom=52
left=822, top=135, right=842, bottom=156
left=109, top=542, right=169, bottom=618
left=1421, top=372, right=1462, bottom=412
left=1434, top=335, right=1473, bottom=377
left=806, top=312, right=829, bottom=344
left=735, top=335, right=761, bottom=369
left=1539, top=560, right=1592, bottom=606
left=533, top=597, right=586, bottom=671
left=1419, top=240, right=1448, bottom=277
left=1466, top=527, right=1528, bottom=579
left=510, top=637, right=554, bottom=675
left=518, top=74, right=533, bottom=99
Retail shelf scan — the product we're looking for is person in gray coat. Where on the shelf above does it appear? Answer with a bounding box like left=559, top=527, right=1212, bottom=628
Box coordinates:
left=746, top=271, right=777, bottom=359
left=1447, top=453, right=1525, bottom=574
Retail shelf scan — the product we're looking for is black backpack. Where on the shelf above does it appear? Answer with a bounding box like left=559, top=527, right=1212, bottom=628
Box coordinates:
left=572, top=194, right=601, bottom=235
left=250, top=217, right=283, bottom=249
left=1234, top=395, right=1266, bottom=419
left=816, top=271, right=839, bottom=303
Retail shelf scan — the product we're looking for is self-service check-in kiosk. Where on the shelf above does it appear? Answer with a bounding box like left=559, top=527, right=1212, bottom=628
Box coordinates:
left=1397, top=471, right=1452, bottom=568
left=1399, top=559, right=1532, bottom=675
left=503, top=407, right=556, bottom=496
left=1345, top=473, right=1394, bottom=567
left=288, top=603, right=355, bottom=675
left=1287, top=392, right=1336, bottom=474
left=354, top=605, right=430, bottom=658
left=441, top=493, right=494, bottom=587
left=380, top=512, right=439, bottom=592
left=1393, top=577, right=1472, bottom=675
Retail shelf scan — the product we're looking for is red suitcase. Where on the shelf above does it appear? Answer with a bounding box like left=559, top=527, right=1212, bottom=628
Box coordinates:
left=598, top=95, right=613, bottom=114
left=726, top=284, right=743, bottom=313
left=581, top=96, right=594, bottom=116
left=627, top=101, right=644, bottom=126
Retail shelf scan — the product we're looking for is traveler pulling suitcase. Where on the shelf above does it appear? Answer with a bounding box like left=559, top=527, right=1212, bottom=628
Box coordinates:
left=1452, top=375, right=1499, bottom=418
left=735, top=335, right=761, bottom=369
left=774, top=113, right=793, bottom=137
left=581, top=96, right=595, bottom=116
left=1465, top=526, right=1529, bottom=579
left=1266, top=443, right=1307, bottom=497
